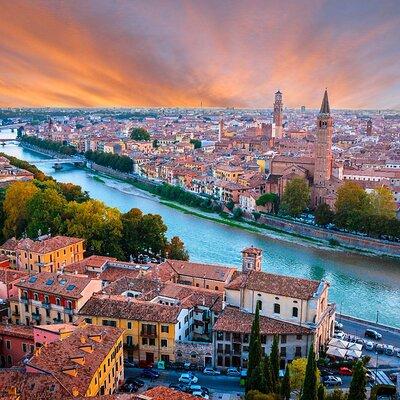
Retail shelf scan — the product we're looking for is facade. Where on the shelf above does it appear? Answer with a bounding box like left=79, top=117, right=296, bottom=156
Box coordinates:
left=10, top=272, right=102, bottom=325
left=0, top=269, right=27, bottom=300
left=0, top=235, right=85, bottom=273
left=212, top=248, right=335, bottom=369
left=0, top=324, right=34, bottom=367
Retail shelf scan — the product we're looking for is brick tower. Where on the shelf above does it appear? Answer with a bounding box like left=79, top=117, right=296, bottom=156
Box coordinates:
left=314, top=89, right=333, bottom=187
left=242, top=247, right=262, bottom=273
left=366, top=119, right=372, bottom=136
left=273, top=90, right=283, bottom=138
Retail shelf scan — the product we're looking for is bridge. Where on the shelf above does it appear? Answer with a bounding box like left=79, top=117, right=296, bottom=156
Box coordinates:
left=33, top=157, right=85, bottom=165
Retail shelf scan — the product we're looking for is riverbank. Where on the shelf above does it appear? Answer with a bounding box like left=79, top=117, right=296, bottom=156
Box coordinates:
left=86, top=162, right=400, bottom=259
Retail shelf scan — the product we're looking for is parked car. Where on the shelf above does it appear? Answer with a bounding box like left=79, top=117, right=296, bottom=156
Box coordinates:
left=169, top=383, right=188, bottom=391
left=338, top=367, right=352, bottom=376
left=179, top=372, right=198, bottom=384
left=365, top=341, right=374, bottom=351
left=333, top=332, right=346, bottom=340
left=192, top=391, right=209, bottom=399
left=124, top=359, right=138, bottom=368
left=322, top=376, right=342, bottom=386
left=189, top=385, right=210, bottom=395
left=385, top=345, right=395, bottom=356
left=365, top=371, right=375, bottom=383
left=226, top=367, right=241, bottom=376
left=376, top=344, right=385, bottom=354
left=365, top=329, right=382, bottom=340
left=396, top=349, right=400, bottom=358
left=355, top=338, right=365, bottom=346
left=334, top=321, right=344, bottom=330
left=389, top=373, right=398, bottom=383
left=120, top=382, right=139, bottom=393
left=141, top=368, right=160, bottom=379
left=126, top=377, right=144, bottom=387
left=203, top=367, right=220, bottom=375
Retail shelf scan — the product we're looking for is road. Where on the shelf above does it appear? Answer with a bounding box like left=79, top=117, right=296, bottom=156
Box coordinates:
left=125, top=367, right=244, bottom=395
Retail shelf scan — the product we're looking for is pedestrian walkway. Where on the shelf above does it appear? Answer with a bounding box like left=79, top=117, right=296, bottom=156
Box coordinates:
left=370, top=370, right=395, bottom=386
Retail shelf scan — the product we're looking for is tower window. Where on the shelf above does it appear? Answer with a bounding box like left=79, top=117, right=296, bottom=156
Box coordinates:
left=274, top=303, right=280, bottom=314
left=292, top=307, right=299, bottom=318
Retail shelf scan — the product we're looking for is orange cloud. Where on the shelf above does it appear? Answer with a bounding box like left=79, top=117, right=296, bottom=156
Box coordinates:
left=0, top=0, right=399, bottom=109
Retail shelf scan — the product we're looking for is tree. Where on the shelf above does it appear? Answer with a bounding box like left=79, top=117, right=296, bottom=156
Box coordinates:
left=280, top=366, right=291, bottom=400
left=315, top=203, right=334, bottom=227
left=300, top=344, right=317, bottom=400
left=247, top=302, right=262, bottom=392
left=247, top=362, right=267, bottom=395
left=190, top=139, right=202, bottom=149
left=130, top=127, right=150, bottom=141
left=140, top=214, right=168, bottom=256
left=121, top=208, right=144, bottom=258
left=252, top=211, right=261, bottom=221
left=65, top=200, right=124, bottom=259
left=334, top=181, right=371, bottom=231
left=369, top=186, right=397, bottom=219
left=263, top=356, right=275, bottom=394
left=347, top=360, right=366, bottom=400
left=256, top=193, right=278, bottom=213
left=166, top=236, right=189, bottom=260
left=3, top=181, right=39, bottom=238
left=280, top=178, right=310, bottom=217
left=233, top=207, right=243, bottom=220
left=226, top=199, right=235, bottom=211
left=317, top=384, right=325, bottom=400
left=246, top=391, right=280, bottom=400
left=269, top=335, right=280, bottom=388
left=26, top=188, right=67, bottom=238
left=326, top=389, right=346, bottom=400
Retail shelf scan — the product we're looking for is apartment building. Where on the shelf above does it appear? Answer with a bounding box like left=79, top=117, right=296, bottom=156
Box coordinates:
left=10, top=272, right=102, bottom=325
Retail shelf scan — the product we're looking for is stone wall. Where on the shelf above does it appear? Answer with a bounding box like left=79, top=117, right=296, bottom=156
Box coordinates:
left=259, top=214, right=400, bottom=257
left=175, top=341, right=213, bottom=367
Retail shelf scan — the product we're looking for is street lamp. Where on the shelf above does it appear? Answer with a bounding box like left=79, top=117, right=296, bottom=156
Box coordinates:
left=376, top=311, right=379, bottom=324
left=375, top=351, right=379, bottom=379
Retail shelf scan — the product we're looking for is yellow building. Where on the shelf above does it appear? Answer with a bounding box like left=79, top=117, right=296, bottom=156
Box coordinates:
left=79, top=294, right=184, bottom=365
left=213, top=164, right=244, bottom=182
left=25, top=323, right=124, bottom=397
left=0, top=235, right=85, bottom=273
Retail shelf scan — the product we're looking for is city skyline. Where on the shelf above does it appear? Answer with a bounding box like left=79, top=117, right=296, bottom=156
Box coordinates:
left=0, top=0, right=400, bottom=109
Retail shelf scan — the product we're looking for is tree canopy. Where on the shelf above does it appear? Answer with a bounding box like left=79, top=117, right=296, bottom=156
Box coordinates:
left=130, top=127, right=150, bottom=141
left=280, top=178, right=310, bottom=217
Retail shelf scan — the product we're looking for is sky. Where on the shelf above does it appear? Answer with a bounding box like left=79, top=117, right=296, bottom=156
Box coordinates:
left=0, top=0, right=399, bottom=109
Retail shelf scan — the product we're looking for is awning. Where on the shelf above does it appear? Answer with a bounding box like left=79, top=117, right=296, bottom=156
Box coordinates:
left=345, top=349, right=362, bottom=359
left=326, top=346, right=347, bottom=358
left=328, top=338, right=348, bottom=349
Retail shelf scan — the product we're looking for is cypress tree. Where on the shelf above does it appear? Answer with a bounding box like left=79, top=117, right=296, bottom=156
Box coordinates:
left=317, top=384, right=325, bottom=400
left=300, top=344, right=317, bottom=400
left=347, top=360, right=367, bottom=400
left=247, top=362, right=267, bottom=394
left=246, top=303, right=262, bottom=392
left=270, top=335, right=280, bottom=388
left=280, top=365, right=291, bottom=400
left=264, top=356, right=275, bottom=393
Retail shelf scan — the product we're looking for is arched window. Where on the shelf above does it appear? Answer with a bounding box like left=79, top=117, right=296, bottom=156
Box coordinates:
left=292, top=307, right=298, bottom=318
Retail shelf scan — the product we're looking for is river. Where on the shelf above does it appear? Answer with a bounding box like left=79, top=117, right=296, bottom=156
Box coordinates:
left=1, top=130, right=400, bottom=327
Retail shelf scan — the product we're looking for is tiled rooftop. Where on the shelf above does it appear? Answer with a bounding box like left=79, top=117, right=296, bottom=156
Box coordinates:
left=12, top=236, right=84, bottom=254
left=0, top=324, right=33, bottom=340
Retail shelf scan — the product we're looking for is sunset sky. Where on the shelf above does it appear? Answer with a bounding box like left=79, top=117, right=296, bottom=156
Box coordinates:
left=0, top=0, right=399, bottom=109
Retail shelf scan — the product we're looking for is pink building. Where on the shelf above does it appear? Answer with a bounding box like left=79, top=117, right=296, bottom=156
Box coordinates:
left=0, top=324, right=34, bottom=367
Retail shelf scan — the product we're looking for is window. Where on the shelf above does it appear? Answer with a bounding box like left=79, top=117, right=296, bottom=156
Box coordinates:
left=215, top=286, right=219, bottom=291
left=281, top=335, right=287, bottom=344
left=142, top=338, right=148, bottom=345
left=6, top=340, right=11, bottom=349
left=7, top=356, right=12, bottom=366
left=216, top=332, right=223, bottom=341
left=274, top=303, right=280, bottom=314
left=296, top=334, right=302, bottom=340
left=225, top=344, right=231, bottom=353
left=292, top=307, right=298, bottom=318
left=161, top=325, right=169, bottom=333
left=149, top=338, right=155, bottom=346
left=256, top=300, right=262, bottom=310
left=127, top=322, right=132, bottom=330
left=225, top=332, right=231, bottom=341
left=56, top=298, right=61, bottom=306
left=66, top=300, right=72, bottom=309
left=85, top=318, right=92, bottom=324
left=295, top=347, right=302, bottom=357
left=126, top=336, right=133, bottom=346
left=33, top=293, right=38, bottom=301
left=22, top=343, right=27, bottom=352
left=260, top=335, right=266, bottom=344
left=280, top=347, right=286, bottom=357
left=161, top=339, right=168, bottom=347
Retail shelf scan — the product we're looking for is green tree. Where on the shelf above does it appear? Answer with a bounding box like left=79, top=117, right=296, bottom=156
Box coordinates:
left=326, top=389, right=346, bottom=400
left=121, top=208, right=144, bottom=258
left=130, top=127, right=150, bottom=141
left=347, top=360, right=366, bottom=400
left=3, top=181, right=39, bottom=238
left=280, top=366, right=291, bottom=400
left=317, top=384, right=325, bottom=400
left=334, top=181, right=371, bottom=231
left=233, top=207, right=243, bottom=220
left=315, top=203, right=334, bottom=227
left=300, top=344, right=317, bottom=400
left=226, top=199, right=235, bottom=211
left=0, top=189, right=7, bottom=243
left=369, top=186, right=397, bottom=219
left=26, top=188, right=67, bottom=238
left=270, top=335, right=280, bottom=388
left=190, top=139, right=202, bottom=149
left=65, top=200, right=124, bottom=259
left=140, top=214, right=168, bottom=256
left=280, top=178, right=310, bottom=217
left=256, top=193, right=278, bottom=213
left=252, top=211, right=261, bottom=221
left=264, top=356, right=275, bottom=394
left=247, top=302, right=262, bottom=392
left=247, top=362, right=267, bottom=394
left=166, top=236, right=189, bottom=260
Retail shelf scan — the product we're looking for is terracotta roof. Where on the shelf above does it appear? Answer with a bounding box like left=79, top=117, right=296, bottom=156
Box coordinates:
left=144, top=387, right=198, bottom=400
left=242, top=247, right=262, bottom=255
left=15, top=236, right=84, bottom=254
left=0, top=238, right=19, bottom=251
left=0, top=324, right=33, bottom=340
left=15, top=272, right=97, bottom=299
left=0, top=269, right=28, bottom=284
left=79, top=295, right=182, bottom=324
left=102, top=276, right=160, bottom=295
left=225, top=270, right=320, bottom=300
left=99, top=267, right=143, bottom=283
left=164, top=260, right=236, bottom=282
left=64, top=255, right=116, bottom=274
left=27, top=324, right=124, bottom=397
left=213, top=306, right=312, bottom=335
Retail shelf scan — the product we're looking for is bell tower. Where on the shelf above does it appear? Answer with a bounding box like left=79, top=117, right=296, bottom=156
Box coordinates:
left=242, top=247, right=262, bottom=273
left=273, top=90, right=283, bottom=138
left=314, top=89, right=333, bottom=187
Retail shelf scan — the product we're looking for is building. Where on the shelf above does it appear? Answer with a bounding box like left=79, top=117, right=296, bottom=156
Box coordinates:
left=79, top=295, right=183, bottom=366
left=212, top=248, right=335, bottom=369
left=366, top=119, right=372, bottom=136
left=0, top=269, right=27, bottom=300
left=0, top=235, right=85, bottom=273
left=10, top=272, right=102, bottom=325
left=273, top=90, right=283, bottom=139
left=0, top=323, right=125, bottom=398
left=0, top=324, right=34, bottom=367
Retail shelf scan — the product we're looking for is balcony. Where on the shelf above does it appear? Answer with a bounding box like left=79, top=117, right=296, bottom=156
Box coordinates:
left=19, top=298, right=29, bottom=305
left=140, top=331, right=157, bottom=338
left=64, top=308, right=74, bottom=315
left=53, top=317, right=63, bottom=323
left=32, top=312, right=41, bottom=322
left=42, top=302, right=51, bottom=309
